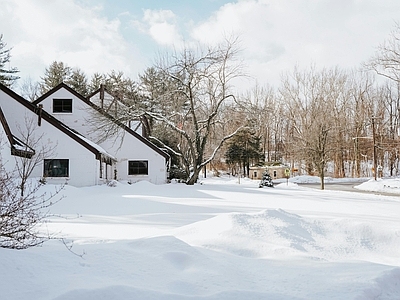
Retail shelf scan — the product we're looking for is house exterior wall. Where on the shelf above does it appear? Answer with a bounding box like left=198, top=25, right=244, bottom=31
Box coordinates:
left=267, top=166, right=288, bottom=180
left=250, top=165, right=289, bottom=180
left=0, top=90, right=101, bottom=187
left=37, top=88, right=168, bottom=184
left=36, top=88, right=90, bottom=134
left=0, top=124, right=15, bottom=174
left=99, top=126, right=167, bottom=184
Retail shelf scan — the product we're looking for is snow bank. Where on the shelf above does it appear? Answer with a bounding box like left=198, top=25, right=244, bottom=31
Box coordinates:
left=355, top=178, right=400, bottom=194
left=175, top=208, right=400, bottom=264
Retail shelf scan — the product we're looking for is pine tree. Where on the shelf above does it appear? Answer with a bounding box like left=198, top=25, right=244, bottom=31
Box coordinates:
left=40, top=61, right=71, bottom=93
left=225, top=129, right=263, bottom=177
left=67, top=68, right=88, bottom=96
left=40, top=61, right=89, bottom=96
left=0, top=34, right=19, bottom=87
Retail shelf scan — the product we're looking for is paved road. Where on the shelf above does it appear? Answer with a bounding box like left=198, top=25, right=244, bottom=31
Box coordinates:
left=297, top=181, right=400, bottom=197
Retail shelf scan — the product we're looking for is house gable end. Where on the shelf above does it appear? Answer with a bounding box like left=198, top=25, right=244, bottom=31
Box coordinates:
left=33, top=83, right=170, bottom=161
left=0, top=83, right=113, bottom=163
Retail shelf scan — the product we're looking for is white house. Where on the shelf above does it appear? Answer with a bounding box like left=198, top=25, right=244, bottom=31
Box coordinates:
left=33, top=83, right=170, bottom=185
left=0, top=83, right=116, bottom=187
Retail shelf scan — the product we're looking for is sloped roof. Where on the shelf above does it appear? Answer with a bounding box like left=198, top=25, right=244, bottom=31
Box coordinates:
left=34, top=82, right=170, bottom=161
left=0, top=83, right=115, bottom=164
left=0, top=105, right=35, bottom=158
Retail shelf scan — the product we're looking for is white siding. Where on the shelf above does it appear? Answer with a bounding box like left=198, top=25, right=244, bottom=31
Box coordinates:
left=0, top=124, right=15, bottom=174
left=37, top=89, right=90, bottom=134
left=0, top=90, right=100, bottom=187
left=100, top=127, right=167, bottom=184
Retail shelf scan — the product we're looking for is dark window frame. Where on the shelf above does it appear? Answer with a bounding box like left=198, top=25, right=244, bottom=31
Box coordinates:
left=43, top=159, right=69, bottom=177
left=128, top=160, right=148, bottom=175
left=53, top=99, right=72, bottom=113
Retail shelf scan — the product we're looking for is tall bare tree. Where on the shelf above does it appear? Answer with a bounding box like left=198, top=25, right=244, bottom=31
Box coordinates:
left=14, top=116, right=56, bottom=196
left=145, top=39, right=244, bottom=184
left=280, top=67, right=346, bottom=189
left=367, top=22, right=400, bottom=83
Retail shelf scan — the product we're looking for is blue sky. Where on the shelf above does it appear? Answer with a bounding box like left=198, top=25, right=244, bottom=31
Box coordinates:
left=1, top=0, right=400, bottom=91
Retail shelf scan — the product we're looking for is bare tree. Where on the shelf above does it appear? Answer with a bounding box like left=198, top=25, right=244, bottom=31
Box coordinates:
left=145, top=39, right=244, bottom=184
left=20, top=77, right=41, bottom=102
left=239, top=84, right=282, bottom=163
left=380, top=81, right=400, bottom=176
left=367, top=22, right=400, bottom=83
left=0, top=165, right=58, bottom=249
left=280, top=67, right=347, bottom=189
left=0, top=132, right=61, bottom=250
left=14, top=116, right=56, bottom=196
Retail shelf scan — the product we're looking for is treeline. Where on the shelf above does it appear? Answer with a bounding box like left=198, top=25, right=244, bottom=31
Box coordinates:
left=2, top=24, right=400, bottom=183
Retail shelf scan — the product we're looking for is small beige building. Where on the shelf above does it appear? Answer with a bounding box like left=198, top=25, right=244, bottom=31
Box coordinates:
left=250, top=165, right=290, bottom=180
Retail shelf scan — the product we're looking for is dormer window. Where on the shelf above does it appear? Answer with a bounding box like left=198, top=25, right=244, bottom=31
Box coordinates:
left=53, top=99, right=72, bottom=113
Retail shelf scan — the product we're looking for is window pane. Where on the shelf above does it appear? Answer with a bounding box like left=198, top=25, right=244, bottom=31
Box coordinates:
left=44, top=159, right=69, bottom=177
left=128, top=160, right=148, bottom=175
left=53, top=99, right=72, bottom=113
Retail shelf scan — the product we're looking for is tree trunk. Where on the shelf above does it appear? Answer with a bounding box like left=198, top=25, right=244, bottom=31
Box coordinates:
left=186, top=166, right=202, bottom=185
left=320, top=167, right=325, bottom=190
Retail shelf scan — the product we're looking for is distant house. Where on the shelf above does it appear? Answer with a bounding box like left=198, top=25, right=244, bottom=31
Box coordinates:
left=250, top=165, right=289, bottom=180
left=33, top=83, right=170, bottom=185
left=0, top=83, right=116, bottom=186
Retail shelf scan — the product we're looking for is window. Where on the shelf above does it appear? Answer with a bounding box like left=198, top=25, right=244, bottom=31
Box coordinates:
left=53, top=99, right=72, bottom=113
left=128, top=160, right=148, bottom=175
left=44, top=159, right=69, bottom=177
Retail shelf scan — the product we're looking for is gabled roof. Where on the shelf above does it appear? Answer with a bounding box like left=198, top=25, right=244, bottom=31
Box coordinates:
left=0, top=83, right=115, bottom=164
left=34, top=82, right=170, bottom=160
left=0, top=106, right=35, bottom=158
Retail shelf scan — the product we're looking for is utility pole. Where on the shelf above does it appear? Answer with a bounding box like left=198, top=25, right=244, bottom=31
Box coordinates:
left=372, top=116, right=377, bottom=181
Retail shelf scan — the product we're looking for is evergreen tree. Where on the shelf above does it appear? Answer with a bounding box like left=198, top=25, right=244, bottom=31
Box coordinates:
left=40, top=61, right=89, bottom=96
left=67, top=68, right=88, bottom=96
left=40, top=61, right=71, bottom=93
left=225, top=129, right=263, bottom=176
left=88, top=72, right=106, bottom=94
left=0, top=34, right=19, bottom=87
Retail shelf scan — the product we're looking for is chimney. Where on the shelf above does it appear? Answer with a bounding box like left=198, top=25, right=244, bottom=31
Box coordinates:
left=38, top=104, right=43, bottom=126
left=100, top=84, right=105, bottom=109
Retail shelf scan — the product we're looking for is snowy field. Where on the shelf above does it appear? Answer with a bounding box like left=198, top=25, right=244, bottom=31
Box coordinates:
left=1, top=175, right=400, bottom=300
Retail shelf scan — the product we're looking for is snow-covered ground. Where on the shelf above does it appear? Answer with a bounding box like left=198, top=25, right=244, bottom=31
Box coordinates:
left=1, top=175, right=400, bottom=300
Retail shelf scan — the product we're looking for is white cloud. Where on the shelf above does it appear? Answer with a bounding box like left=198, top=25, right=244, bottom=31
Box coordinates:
left=190, top=0, right=400, bottom=87
left=136, top=9, right=183, bottom=47
left=1, top=0, right=400, bottom=93
left=0, top=0, right=137, bottom=85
